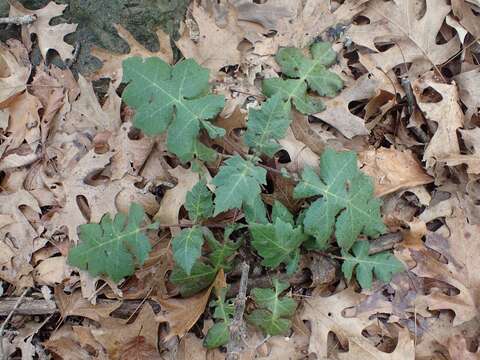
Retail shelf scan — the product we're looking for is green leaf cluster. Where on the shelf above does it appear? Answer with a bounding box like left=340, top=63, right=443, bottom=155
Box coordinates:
left=212, top=155, right=267, bottom=219
left=250, top=201, right=306, bottom=274
left=203, top=288, right=234, bottom=349
left=294, top=148, right=386, bottom=250
left=247, top=280, right=297, bottom=336
left=170, top=228, right=240, bottom=297
left=263, top=42, right=343, bottom=114
left=341, top=241, right=404, bottom=289
left=122, top=57, right=225, bottom=162
left=244, top=94, right=291, bottom=157
left=67, top=203, right=158, bottom=282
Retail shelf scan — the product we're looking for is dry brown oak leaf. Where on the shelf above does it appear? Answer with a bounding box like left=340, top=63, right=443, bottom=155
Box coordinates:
left=359, top=147, right=433, bottom=197
left=8, top=0, right=77, bottom=61
left=347, top=0, right=460, bottom=76
left=302, top=287, right=414, bottom=359
left=411, top=200, right=480, bottom=326
left=413, top=72, right=464, bottom=170
left=176, top=2, right=244, bottom=74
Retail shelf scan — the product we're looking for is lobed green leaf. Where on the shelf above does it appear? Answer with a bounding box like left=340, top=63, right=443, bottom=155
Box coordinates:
left=68, top=203, right=158, bottom=283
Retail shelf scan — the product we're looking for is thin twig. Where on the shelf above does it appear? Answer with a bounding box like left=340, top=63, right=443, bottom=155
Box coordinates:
left=0, top=288, right=29, bottom=360
left=226, top=262, right=250, bottom=360
left=0, top=14, right=36, bottom=25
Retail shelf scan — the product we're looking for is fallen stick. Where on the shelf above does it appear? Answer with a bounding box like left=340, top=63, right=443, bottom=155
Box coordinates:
left=0, top=15, right=36, bottom=25
left=226, top=262, right=249, bottom=360
left=0, top=297, right=160, bottom=317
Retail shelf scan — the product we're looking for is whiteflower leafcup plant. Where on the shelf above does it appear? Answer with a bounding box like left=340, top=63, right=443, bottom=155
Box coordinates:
left=67, top=42, right=404, bottom=346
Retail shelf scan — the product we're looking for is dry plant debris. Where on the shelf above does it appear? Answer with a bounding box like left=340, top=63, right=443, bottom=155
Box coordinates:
left=0, top=0, right=479, bottom=359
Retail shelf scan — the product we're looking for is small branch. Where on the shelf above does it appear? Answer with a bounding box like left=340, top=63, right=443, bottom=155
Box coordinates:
left=226, top=262, right=249, bottom=360
left=0, top=14, right=36, bottom=25
left=0, top=297, right=160, bottom=318
left=0, top=288, right=29, bottom=360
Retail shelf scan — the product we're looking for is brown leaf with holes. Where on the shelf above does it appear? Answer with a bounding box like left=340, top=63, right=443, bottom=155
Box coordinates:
left=301, top=287, right=414, bottom=359
left=90, top=24, right=172, bottom=88
left=8, top=0, right=77, bottom=61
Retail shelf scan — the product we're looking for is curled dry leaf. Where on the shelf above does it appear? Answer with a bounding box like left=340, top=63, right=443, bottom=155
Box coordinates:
left=0, top=39, right=30, bottom=108
left=359, top=147, right=433, bottom=197
left=155, top=269, right=226, bottom=340
left=34, top=256, right=73, bottom=286
left=90, top=24, right=173, bottom=88
left=176, top=2, right=244, bottom=74
left=0, top=91, right=41, bottom=155
left=313, top=67, right=399, bottom=139
left=8, top=0, right=78, bottom=61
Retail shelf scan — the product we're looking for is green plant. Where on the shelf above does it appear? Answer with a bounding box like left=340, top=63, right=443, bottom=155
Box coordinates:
left=294, top=148, right=386, bottom=250
left=341, top=241, right=404, bottom=289
left=263, top=42, right=343, bottom=114
left=247, top=280, right=297, bottom=336
left=67, top=42, right=404, bottom=349
left=122, top=57, right=225, bottom=162
left=170, top=227, right=241, bottom=297
left=250, top=201, right=307, bottom=274
left=203, top=288, right=234, bottom=349
left=67, top=203, right=159, bottom=282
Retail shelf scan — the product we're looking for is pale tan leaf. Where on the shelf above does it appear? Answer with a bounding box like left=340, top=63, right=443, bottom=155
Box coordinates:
left=453, top=67, right=480, bottom=120
left=8, top=0, right=78, bottom=61
left=359, top=147, right=433, bottom=197
left=34, top=256, right=73, bottom=286
left=63, top=75, right=121, bottom=135
left=413, top=72, right=464, bottom=169
left=154, top=165, right=199, bottom=230
left=347, top=0, right=460, bottom=75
